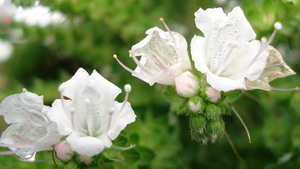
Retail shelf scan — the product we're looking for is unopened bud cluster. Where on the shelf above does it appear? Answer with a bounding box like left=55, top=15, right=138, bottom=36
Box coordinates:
left=176, top=73, right=226, bottom=144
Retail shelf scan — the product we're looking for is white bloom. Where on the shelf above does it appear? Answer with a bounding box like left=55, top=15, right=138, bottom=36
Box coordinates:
left=13, top=4, right=66, bottom=27
left=0, top=89, right=61, bottom=161
left=114, top=26, right=191, bottom=86
left=174, top=71, right=199, bottom=98
left=47, top=68, right=136, bottom=157
left=191, top=6, right=269, bottom=92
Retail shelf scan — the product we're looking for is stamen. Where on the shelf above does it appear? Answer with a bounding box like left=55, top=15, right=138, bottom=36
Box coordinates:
left=0, top=151, right=17, bottom=155
left=105, top=108, right=115, bottom=133
left=20, top=106, right=48, bottom=126
left=85, top=98, right=94, bottom=137
left=111, top=144, right=136, bottom=151
left=224, top=130, right=244, bottom=162
left=152, top=54, right=168, bottom=70
left=129, top=51, right=153, bottom=75
left=113, top=54, right=133, bottom=73
left=230, top=105, right=251, bottom=144
left=264, top=22, right=282, bottom=48
left=12, top=133, right=36, bottom=145
left=119, top=84, right=131, bottom=113
left=247, top=22, right=282, bottom=69
left=159, top=18, right=176, bottom=43
left=271, top=87, right=299, bottom=91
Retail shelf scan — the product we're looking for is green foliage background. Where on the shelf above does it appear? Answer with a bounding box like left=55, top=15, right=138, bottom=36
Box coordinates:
left=0, top=0, right=300, bottom=168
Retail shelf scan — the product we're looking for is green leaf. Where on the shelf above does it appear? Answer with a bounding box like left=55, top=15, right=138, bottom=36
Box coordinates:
left=121, top=149, right=141, bottom=164
left=135, top=146, right=155, bottom=164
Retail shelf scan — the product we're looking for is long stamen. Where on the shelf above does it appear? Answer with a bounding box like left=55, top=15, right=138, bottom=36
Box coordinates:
left=113, top=54, right=133, bottom=73
left=230, top=105, right=251, bottom=144
left=130, top=50, right=153, bottom=75
left=0, top=151, right=18, bottom=155
left=152, top=54, right=168, bottom=70
left=271, top=87, right=299, bottom=91
left=105, top=108, right=115, bottom=133
left=12, top=133, right=36, bottom=145
left=20, top=106, right=48, bottom=126
left=224, top=130, right=244, bottom=162
left=119, top=84, right=131, bottom=114
left=159, top=18, right=176, bottom=43
left=111, top=144, right=135, bottom=151
left=85, top=98, right=94, bottom=137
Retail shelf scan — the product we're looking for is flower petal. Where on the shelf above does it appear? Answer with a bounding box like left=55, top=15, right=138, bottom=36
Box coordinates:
left=191, top=35, right=209, bottom=73
left=246, top=46, right=296, bottom=90
left=206, top=71, right=245, bottom=92
left=59, top=68, right=90, bottom=99
left=194, top=6, right=255, bottom=41
left=0, top=89, right=45, bottom=124
left=107, top=101, right=136, bottom=140
left=66, top=133, right=111, bottom=157
left=47, top=99, right=73, bottom=135
left=89, top=69, right=121, bottom=101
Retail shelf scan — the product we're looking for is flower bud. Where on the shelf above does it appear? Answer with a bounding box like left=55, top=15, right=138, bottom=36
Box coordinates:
left=205, top=104, right=223, bottom=120
left=175, top=71, right=199, bottom=98
left=54, top=141, right=74, bottom=162
left=187, top=96, right=205, bottom=113
left=189, top=115, right=207, bottom=143
left=207, top=118, right=225, bottom=141
left=206, top=87, right=221, bottom=102
left=79, top=154, right=93, bottom=165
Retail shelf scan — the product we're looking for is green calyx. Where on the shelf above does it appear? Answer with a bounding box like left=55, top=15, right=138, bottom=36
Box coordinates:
left=187, top=95, right=206, bottom=114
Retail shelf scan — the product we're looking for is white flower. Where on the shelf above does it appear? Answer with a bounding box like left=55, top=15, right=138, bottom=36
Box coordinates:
left=0, top=89, right=61, bottom=161
left=47, top=68, right=136, bottom=157
left=191, top=6, right=269, bottom=92
left=114, top=25, right=191, bottom=86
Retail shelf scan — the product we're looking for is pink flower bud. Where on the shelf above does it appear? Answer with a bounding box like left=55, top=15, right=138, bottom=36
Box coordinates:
left=175, top=71, right=199, bottom=98
left=79, top=154, right=93, bottom=164
left=206, top=87, right=221, bottom=102
left=54, top=141, right=74, bottom=162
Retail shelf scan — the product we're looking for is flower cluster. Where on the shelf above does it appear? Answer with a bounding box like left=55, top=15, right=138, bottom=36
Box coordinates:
left=115, top=6, right=296, bottom=143
left=0, top=68, right=136, bottom=162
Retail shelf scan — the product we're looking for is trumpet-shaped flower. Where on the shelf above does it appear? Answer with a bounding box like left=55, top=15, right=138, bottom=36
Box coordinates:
left=191, top=7, right=269, bottom=92
left=0, top=89, right=61, bottom=161
left=114, top=24, right=191, bottom=86
left=47, top=68, right=136, bottom=157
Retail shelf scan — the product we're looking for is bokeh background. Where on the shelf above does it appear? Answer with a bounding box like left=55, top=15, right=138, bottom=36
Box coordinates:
left=0, top=0, right=300, bottom=168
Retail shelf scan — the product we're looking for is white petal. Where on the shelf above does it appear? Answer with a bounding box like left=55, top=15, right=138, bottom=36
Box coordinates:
left=59, top=68, right=90, bottom=99
left=191, top=35, right=209, bottom=73
left=206, top=71, right=245, bottom=92
left=0, top=89, right=44, bottom=124
left=66, top=133, right=112, bottom=156
left=107, top=101, right=136, bottom=140
left=33, top=123, right=62, bottom=152
left=47, top=99, right=72, bottom=135
left=89, top=69, right=121, bottom=101
left=194, top=6, right=255, bottom=41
